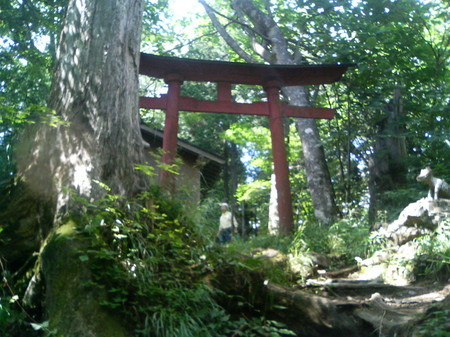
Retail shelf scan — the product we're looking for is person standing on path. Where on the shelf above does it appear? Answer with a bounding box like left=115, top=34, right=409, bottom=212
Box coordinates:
left=216, top=203, right=237, bottom=244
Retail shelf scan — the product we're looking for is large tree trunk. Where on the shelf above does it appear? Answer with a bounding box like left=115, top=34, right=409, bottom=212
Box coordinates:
left=15, top=0, right=146, bottom=335
left=20, top=0, right=147, bottom=208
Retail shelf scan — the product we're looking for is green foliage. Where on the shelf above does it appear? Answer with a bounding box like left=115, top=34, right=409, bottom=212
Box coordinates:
left=224, top=123, right=272, bottom=170
left=69, top=187, right=211, bottom=335
left=219, top=239, right=295, bottom=287
left=226, top=317, right=296, bottom=337
left=0, top=264, right=41, bottom=337
left=291, top=214, right=372, bottom=267
left=235, top=180, right=270, bottom=202
left=416, top=309, right=450, bottom=337
left=0, top=0, right=66, bottom=190
left=67, top=185, right=293, bottom=337
left=0, top=295, right=25, bottom=337
left=194, top=196, right=223, bottom=240
left=413, top=219, right=450, bottom=282
left=228, top=234, right=293, bottom=256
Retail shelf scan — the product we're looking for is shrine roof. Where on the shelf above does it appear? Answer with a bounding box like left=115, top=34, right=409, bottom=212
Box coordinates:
left=140, top=53, right=352, bottom=87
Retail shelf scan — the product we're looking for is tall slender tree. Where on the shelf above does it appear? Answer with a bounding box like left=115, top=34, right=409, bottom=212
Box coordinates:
left=199, top=0, right=339, bottom=226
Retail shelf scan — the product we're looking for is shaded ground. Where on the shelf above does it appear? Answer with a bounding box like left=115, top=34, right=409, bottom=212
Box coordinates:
left=302, top=277, right=450, bottom=336
left=213, top=253, right=447, bottom=337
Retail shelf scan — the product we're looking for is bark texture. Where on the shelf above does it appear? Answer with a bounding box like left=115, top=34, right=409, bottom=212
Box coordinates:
left=14, top=0, right=146, bottom=335
left=41, top=221, right=128, bottom=337
left=19, top=0, right=147, bottom=215
left=223, top=140, right=240, bottom=209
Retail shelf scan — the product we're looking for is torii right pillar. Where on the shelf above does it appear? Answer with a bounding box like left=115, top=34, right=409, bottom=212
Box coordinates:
left=265, top=81, right=293, bottom=235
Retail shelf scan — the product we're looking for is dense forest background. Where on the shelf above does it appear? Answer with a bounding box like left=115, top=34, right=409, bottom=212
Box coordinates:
left=0, top=0, right=449, bottom=336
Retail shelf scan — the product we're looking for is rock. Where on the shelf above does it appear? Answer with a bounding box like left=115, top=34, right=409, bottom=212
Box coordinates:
left=288, top=252, right=332, bottom=280
left=310, top=252, right=331, bottom=268
left=396, top=198, right=436, bottom=228
left=252, top=248, right=287, bottom=264
left=353, top=197, right=450, bottom=286
left=380, top=198, right=448, bottom=246
left=384, top=242, right=419, bottom=286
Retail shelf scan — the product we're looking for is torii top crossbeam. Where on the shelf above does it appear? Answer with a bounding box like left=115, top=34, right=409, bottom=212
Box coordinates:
left=140, top=53, right=348, bottom=86
left=139, top=53, right=351, bottom=234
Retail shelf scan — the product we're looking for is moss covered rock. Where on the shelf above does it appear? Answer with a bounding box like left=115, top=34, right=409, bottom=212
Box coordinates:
left=41, top=220, right=128, bottom=337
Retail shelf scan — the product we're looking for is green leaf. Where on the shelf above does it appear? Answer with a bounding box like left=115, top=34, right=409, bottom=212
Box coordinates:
left=366, top=36, right=377, bottom=48
left=79, top=255, right=89, bottom=262
left=135, top=164, right=156, bottom=177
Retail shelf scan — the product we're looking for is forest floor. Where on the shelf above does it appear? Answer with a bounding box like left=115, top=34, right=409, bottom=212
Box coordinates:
left=246, top=244, right=450, bottom=336
left=305, top=277, right=449, bottom=316
left=305, top=275, right=449, bottom=306
left=290, top=269, right=450, bottom=336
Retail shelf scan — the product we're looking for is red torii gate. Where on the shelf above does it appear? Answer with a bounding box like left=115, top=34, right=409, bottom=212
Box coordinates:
left=139, top=53, right=350, bottom=234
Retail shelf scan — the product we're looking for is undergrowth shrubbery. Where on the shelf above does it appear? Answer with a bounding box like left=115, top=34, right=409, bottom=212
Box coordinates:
left=415, top=308, right=450, bottom=337
left=291, top=217, right=373, bottom=268
left=0, top=286, right=36, bottom=337
left=223, top=212, right=375, bottom=284
left=76, top=188, right=219, bottom=336
left=72, top=186, right=294, bottom=337
left=413, top=218, right=450, bottom=282
left=1, top=182, right=295, bottom=336
left=226, top=233, right=293, bottom=255
left=1, top=234, right=45, bottom=337
left=227, top=213, right=374, bottom=263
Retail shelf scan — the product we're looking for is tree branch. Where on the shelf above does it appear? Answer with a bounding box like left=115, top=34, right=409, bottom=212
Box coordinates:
left=232, top=7, right=272, bottom=62
left=231, top=0, right=294, bottom=64
left=264, top=0, right=272, bottom=15
left=250, top=37, right=272, bottom=62
left=163, top=24, right=232, bottom=55
left=201, top=0, right=268, bottom=41
left=198, top=0, right=258, bottom=63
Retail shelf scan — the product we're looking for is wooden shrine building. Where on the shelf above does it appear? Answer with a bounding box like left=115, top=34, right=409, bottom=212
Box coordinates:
left=140, top=124, right=225, bottom=205
left=139, top=53, right=351, bottom=234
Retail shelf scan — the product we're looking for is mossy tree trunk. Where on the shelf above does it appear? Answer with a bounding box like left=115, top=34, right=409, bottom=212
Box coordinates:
left=40, top=222, right=128, bottom=337
left=14, top=0, right=147, bottom=335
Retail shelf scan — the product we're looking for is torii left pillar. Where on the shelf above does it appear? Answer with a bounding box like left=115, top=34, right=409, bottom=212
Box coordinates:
left=160, top=74, right=183, bottom=192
